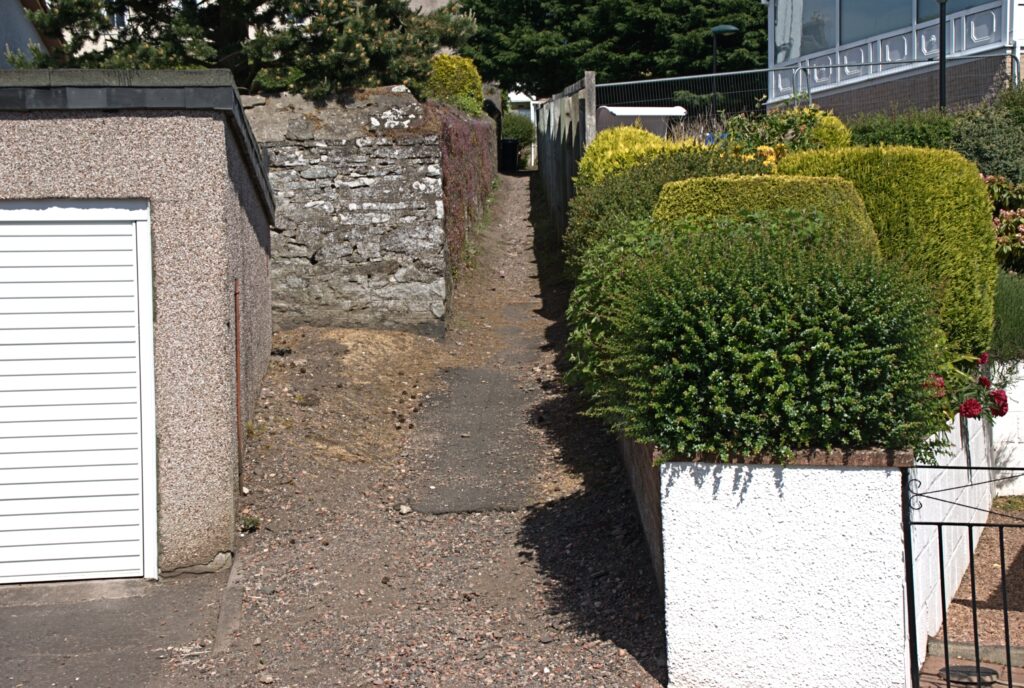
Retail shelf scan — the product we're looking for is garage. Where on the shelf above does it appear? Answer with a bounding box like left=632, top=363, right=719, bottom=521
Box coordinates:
left=0, top=202, right=157, bottom=584
left=0, top=69, right=274, bottom=581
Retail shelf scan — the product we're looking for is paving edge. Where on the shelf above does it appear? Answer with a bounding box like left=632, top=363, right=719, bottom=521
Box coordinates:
left=213, top=552, right=245, bottom=655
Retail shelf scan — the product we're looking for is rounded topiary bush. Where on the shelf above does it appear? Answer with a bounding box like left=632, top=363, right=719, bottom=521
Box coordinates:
left=575, top=125, right=675, bottom=192
left=568, top=211, right=948, bottom=461
left=565, top=146, right=765, bottom=273
left=724, top=105, right=851, bottom=155
left=652, top=174, right=878, bottom=257
left=424, top=54, right=484, bottom=115
left=779, top=145, right=997, bottom=356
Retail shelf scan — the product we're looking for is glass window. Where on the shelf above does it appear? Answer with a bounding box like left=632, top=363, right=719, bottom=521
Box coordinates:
left=919, top=0, right=993, bottom=22
left=841, top=0, right=912, bottom=44
left=775, top=0, right=838, bottom=63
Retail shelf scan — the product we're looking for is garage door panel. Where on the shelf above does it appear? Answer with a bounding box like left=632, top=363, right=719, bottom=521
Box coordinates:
left=0, top=493, right=141, bottom=516
left=0, top=524, right=141, bottom=547
left=0, top=372, right=138, bottom=392
left=0, top=236, right=135, bottom=253
left=0, top=282, right=136, bottom=299
left=0, top=207, right=151, bottom=584
left=0, top=509, right=139, bottom=532
left=0, top=312, right=138, bottom=332
left=0, top=402, right=139, bottom=423
left=0, top=478, right=140, bottom=501
left=0, top=537, right=142, bottom=563
left=0, top=463, right=139, bottom=485
left=0, top=555, right=142, bottom=582
left=0, top=342, right=141, bottom=363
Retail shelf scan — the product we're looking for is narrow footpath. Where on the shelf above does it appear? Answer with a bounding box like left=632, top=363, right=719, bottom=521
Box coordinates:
left=2, top=173, right=666, bottom=688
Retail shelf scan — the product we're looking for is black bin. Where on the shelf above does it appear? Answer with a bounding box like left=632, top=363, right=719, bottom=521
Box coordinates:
left=499, top=138, right=520, bottom=173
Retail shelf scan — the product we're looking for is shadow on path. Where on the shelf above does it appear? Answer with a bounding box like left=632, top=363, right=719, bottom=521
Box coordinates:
left=517, top=173, right=668, bottom=684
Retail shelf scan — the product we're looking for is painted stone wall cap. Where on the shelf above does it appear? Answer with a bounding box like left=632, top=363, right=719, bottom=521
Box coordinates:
left=660, top=447, right=915, bottom=468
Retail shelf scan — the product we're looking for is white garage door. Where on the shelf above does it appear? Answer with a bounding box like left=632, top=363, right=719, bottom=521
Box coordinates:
left=0, top=201, right=157, bottom=584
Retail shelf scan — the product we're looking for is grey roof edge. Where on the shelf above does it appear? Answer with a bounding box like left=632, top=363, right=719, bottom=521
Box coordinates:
left=0, top=70, right=275, bottom=220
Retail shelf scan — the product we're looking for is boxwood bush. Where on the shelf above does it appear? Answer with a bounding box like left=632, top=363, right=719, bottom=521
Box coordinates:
left=565, top=146, right=765, bottom=273
left=780, top=146, right=997, bottom=356
left=575, top=125, right=676, bottom=192
left=424, top=54, right=484, bottom=115
left=652, top=175, right=879, bottom=257
left=568, top=211, right=948, bottom=460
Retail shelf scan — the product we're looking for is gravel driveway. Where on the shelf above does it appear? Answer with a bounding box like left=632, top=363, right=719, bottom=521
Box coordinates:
left=161, top=173, right=666, bottom=687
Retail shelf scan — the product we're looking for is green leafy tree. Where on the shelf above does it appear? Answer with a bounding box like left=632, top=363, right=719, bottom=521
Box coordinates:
left=460, top=0, right=768, bottom=96
left=10, top=0, right=474, bottom=98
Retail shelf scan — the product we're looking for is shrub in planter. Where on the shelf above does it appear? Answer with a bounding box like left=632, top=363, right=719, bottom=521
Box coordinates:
left=652, top=175, right=879, bottom=257
left=424, top=54, right=484, bottom=115
left=565, top=146, right=765, bottom=273
left=723, top=105, right=851, bottom=156
left=780, top=146, right=997, bottom=356
left=568, top=211, right=949, bottom=460
left=575, top=125, right=676, bottom=192
left=502, top=112, right=536, bottom=154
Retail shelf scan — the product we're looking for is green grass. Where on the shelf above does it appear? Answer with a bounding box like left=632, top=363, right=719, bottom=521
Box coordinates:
left=993, top=271, right=1024, bottom=363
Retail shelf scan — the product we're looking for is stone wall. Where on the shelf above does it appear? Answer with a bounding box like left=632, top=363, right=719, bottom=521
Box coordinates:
left=245, top=89, right=495, bottom=335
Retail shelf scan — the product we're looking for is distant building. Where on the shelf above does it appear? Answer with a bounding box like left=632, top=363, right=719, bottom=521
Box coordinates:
left=0, top=0, right=46, bottom=68
left=766, top=0, right=1023, bottom=115
left=409, top=0, right=449, bottom=12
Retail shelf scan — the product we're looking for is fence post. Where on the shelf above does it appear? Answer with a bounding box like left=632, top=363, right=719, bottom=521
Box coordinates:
left=584, top=71, right=597, bottom=147
left=802, top=66, right=813, bottom=106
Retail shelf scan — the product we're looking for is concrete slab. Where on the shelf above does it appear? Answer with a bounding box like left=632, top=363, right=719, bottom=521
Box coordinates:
left=0, top=572, right=227, bottom=687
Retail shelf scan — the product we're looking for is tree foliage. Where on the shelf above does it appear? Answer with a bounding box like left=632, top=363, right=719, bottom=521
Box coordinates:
left=10, top=0, right=475, bottom=98
left=459, top=0, right=768, bottom=96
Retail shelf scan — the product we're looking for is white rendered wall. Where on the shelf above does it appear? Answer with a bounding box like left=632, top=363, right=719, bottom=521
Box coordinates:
left=993, top=370, right=1024, bottom=495
left=908, top=417, right=993, bottom=664
left=660, top=463, right=907, bottom=688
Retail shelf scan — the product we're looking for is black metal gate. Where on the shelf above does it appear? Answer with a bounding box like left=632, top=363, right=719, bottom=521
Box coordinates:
left=905, top=465, right=1024, bottom=687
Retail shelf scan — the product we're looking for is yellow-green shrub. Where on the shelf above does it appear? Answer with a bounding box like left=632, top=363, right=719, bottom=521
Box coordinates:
left=575, top=126, right=676, bottom=192
left=780, top=146, right=997, bottom=355
left=725, top=105, right=851, bottom=155
left=424, top=54, right=483, bottom=115
left=652, top=175, right=879, bottom=257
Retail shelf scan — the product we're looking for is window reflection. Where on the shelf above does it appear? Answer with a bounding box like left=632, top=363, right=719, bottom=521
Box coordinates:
left=775, top=0, right=837, bottom=62
left=842, top=0, right=911, bottom=44
left=919, top=0, right=994, bottom=21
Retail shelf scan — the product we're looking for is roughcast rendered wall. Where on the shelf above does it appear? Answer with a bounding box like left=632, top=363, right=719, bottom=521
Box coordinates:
left=660, top=463, right=907, bottom=688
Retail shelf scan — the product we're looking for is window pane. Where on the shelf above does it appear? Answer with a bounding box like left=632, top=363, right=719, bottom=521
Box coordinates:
left=919, top=0, right=993, bottom=22
left=775, top=0, right=838, bottom=63
left=842, top=0, right=912, bottom=44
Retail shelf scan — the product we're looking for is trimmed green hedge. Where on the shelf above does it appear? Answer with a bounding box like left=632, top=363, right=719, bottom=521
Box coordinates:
left=779, top=146, right=997, bottom=356
left=567, top=211, right=948, bottom=460
left=502, top=112, right=536, bottom=151
left=575, top=125, right=675, bottom=192
left=424, top=54, right=484, bottom=115
left=652, top=175, right=879, bottom=257
left=724, top=105, right=851, bottom=155
left=993, top=270, right=1024, bottom=363
left=565, top=147, right=765, bottom=274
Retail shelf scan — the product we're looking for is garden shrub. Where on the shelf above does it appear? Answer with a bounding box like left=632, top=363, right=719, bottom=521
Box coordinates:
left=848, top=109, right=957, bottom=149
left=652, top=175, right=879, bottom=257
left=993, top=271, right=1024, bottom=363
left=424, top=54, right=484, bottom=115
left=779, top=146, right=997, bottom=356
left=502, top=112, right=536, bottom=152
left=986, top=175, right=1024, bottom=273
left=574, top=125, right=676, bottom=192
left=565, top=146, right=765, bottom=273
left=567, top=211, right=948, bottom=461
left=724, top=104, right=851, bottom=156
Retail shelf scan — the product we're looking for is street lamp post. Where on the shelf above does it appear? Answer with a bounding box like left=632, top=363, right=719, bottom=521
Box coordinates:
left=711, top=24, right=740, bottom=125
left=938, top=0, right=948, bottom=109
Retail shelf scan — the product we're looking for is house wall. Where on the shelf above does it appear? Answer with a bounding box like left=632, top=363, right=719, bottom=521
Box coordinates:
left=0, top=110, right=270, bottom=572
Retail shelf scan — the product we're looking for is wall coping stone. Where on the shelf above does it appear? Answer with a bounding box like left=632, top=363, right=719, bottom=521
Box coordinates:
left=656, top=447, right=914, bottom=468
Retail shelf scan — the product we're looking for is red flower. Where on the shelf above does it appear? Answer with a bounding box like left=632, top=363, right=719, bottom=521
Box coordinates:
left=990, top=389, right=1009, bottom=418
left=926, top=374, right=947, bottom=398
left=979, top=352, right=990, bottom=366
left=960, top=398, right=984, bottom=419
left=980, top=376, right=992, bottom=390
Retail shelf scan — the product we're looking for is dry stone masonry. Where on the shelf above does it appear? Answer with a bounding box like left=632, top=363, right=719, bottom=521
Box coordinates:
left=245, top=88, right=476, bottom=335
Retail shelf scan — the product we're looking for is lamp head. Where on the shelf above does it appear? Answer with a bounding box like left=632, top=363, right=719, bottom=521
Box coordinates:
left=711, top=24, right=740, bottom=36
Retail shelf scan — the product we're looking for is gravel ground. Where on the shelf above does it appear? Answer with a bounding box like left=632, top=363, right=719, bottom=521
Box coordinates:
left=161, top=173, right=666, bottom=687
